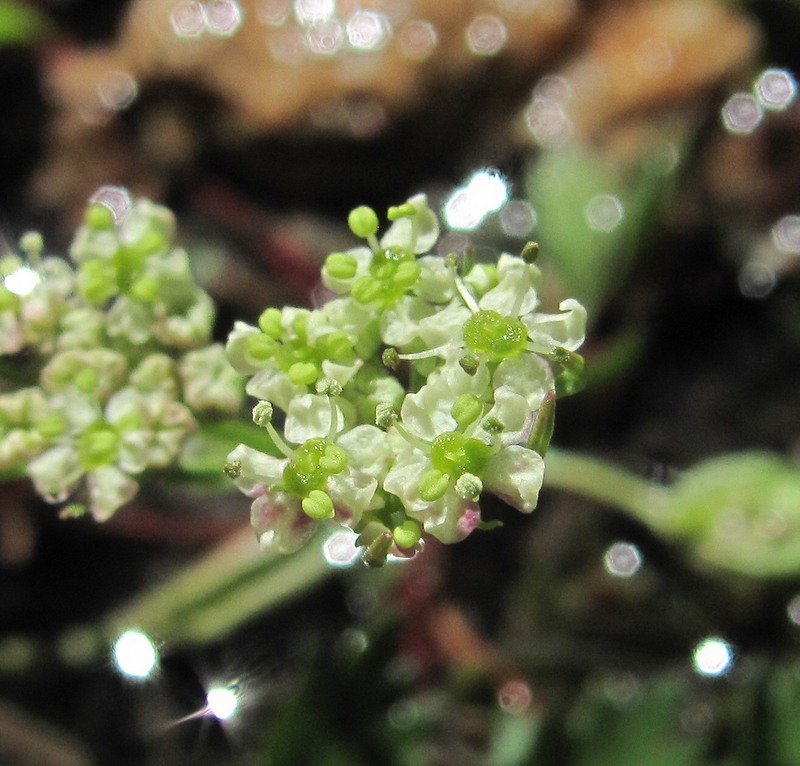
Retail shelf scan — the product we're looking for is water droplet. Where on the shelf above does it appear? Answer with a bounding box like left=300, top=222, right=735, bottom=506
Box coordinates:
left=584, top=193, right=624, bottom=232
left=398, top=19, right=438, bottom=60
left=721, top=92, right=764, bottom=135
left=112, top=629, right=159, bottom=679
left=171, top=0, right=206, bottom=37
left=465, top=14, right=507, bottom=56
left=346, top=10, right=391, bottom=51
left=692, top=637, right=733, bottom=677
left=500, top=200, right=537, bottom=238
left=754, top=68, right=797, bottom=111
left=603, top=541, right=642, bottom=577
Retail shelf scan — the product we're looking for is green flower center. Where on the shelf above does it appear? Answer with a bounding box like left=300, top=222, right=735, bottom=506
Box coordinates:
left=430, top=431, right=491, bottom=478
left=352, top=247, right=420, bottom=307
left=463, top=310, right=527, bottom=360
left=78, top=422, right=120, bottom=470
left=283, top=437, right=347, bottom=498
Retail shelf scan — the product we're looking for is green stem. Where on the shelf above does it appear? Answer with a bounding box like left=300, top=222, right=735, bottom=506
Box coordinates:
left=544, top=447, right=673, bottom=529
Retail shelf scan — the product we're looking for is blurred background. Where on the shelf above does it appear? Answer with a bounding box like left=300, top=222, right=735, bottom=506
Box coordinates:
left=3, top=0, right=800, bottom=763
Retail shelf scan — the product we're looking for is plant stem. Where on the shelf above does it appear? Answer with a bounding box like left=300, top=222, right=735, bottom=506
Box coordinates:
left=544, top=447, right=673, bottom=529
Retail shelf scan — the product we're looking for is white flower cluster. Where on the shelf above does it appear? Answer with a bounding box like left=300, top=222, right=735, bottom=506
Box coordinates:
left=226, top=195, right=586, bottom=565
left=0, top=190, right=244, bottom=520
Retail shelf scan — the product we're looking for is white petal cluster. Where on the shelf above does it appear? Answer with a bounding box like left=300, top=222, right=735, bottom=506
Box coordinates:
left=226, top=195, right=587, bottom=565
left=0, top=191, right=245, bottom=519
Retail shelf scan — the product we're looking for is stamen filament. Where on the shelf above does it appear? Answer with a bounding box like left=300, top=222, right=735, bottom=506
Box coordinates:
left=454, top=273, right=480, bottom=314
left=391, top=420, right=432, bottom=453
left=397, top=343, right=454, bottom=361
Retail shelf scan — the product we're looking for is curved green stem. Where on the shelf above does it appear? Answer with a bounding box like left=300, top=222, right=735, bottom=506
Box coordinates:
left=544, top=447, right=673, bottom=530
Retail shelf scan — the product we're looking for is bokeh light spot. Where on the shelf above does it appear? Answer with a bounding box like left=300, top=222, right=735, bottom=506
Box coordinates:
left=500, top=200, right=537, bottom=238
left=603, top=541, right=642, bottom=578
left=91, top=185, right=132, bottom=223
left=346, top=10, right=391, bottom=51
left=170, top=0, right=206, bottom=37
left=692, top=637, right=734, bottom=677
left=4, top=267, right=40, bottom=296
left=398, top=19, right=437, bottom=60
left=206, top=684, right=239, bottom=720
left=721, top=92, right=763, bottom=135
left=206, top=0, right=243, bottom=36
left=323, top=530, right=361, bottom=567
left=584, top=193, right=624, bottom=233
left=444, top=169, right=509, bottom=230
left=466, top=14, right=507, bottom=56
left=112, top=629, right=159, bottom=679
left=755, top=68, right=797, bottom=111
left=771, top=214, right=800, bottom=254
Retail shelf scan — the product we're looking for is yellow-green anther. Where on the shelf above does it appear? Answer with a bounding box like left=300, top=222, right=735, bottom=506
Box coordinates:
left=445, top=252, right=459, bottom=269
left=319, top=443, right=347, bottom=474
left=316, top=378, right=342, bottom=397
left=252, top=400, right=274, bottom=427
left=60, top=503, right=87, bottom=519
left=325, top=252, right=358, bottom=280
left=375, top=402, right=397, bottom=429
left=77, top=424, right=119, bottom=470
left=317, top=331, right=352, bottom=361
left=291, top=312, right=308, bottom=339
left=394, top=260, right=421, bottom=287
left=387, top=202, right=416, bottom=220
left=223, top=459, right=242, bottom=479
left=382, top=347, right=400, bottom=369
left=130, top=275, right=160, bottom=302
left=351, top=275, right=383, bottom=304
left=418, top=469, right=450, bottom=502
left=481, top=416, right=504, bottom=435
left=392, top=518, right=422, bottom=549
left=451, top=393, right=483, bottom=431
left=19, top=231, right=44, bottom=264
left=258, top=307, right=283, bottom=338
left=520, top=241, right=539, bottom=263
left=288, top=361, right=318, bottom=385
left=348, top=205, right=379, bottom=238
left=458, top=355, right=480, bottom=376
left=455, top=473, right=483, bottom=500
left=527, top=390, right=556, bottom=456
left=302, top=489, right=335, bottom=520
left=74, top=367, right=99, bottom=394
left=246, top=332, right=277, bottom=361
left=84, top=202, right=115, bottom=230
left=35, top=413, right=68, bottom=439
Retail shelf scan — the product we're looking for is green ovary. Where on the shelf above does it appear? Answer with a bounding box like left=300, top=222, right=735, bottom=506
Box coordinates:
left=78, top=423, right=120, bottom=470
left=430, top=432, right=491, bottom=478
left=352, top=247, right=420, bottom=306
left=463, top=310, right=527, bottom=359
left=283, top=438, right=347, bottom=500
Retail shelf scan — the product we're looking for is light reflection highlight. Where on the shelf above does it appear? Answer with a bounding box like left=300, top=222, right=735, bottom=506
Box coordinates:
left=91, top=185, right=132, bottom=223
left=170, top=0, right=206, bottom=37
left=444, top=169, right=509, bottom=231
left=323, top=530, right=361, bottom=567
left=398, top=19, right=437, bottom=60
left=206, top=683, right=240, bottom=720
left=603, top=541, right=642, bottom=578
left=465, top=14, right=507, bottom=56
left=294, top=0, right=334, bottom=26
left=112, top=629, right=159, bottom=680
left=307, top=19, right=344, bottom=55
left=755, top=68, right=797, bottom=111
left=205, top=0, right=243, bottom=36
left=97, top=70, right=138, bottom=111
left=721, top=92, right=763, bottom=135
left=4, top=266, right=40, bottom=296
left=584, top=193, right=624, bottom=233
left=346, top=10, right=391, bottom=51
left=692, top=637, right=734, bottom=677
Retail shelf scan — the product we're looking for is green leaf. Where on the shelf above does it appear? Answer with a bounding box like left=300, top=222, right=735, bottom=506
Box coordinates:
left=0, top=1, right=49, bottom=45
left=664, top=452, right=800, bottom=577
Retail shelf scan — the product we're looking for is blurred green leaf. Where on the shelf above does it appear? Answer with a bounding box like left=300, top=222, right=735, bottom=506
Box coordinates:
left=566, top=674, right=707, bottom=766
left=664, top=452, right=800, bottom=577
left=0, top=0, right=49, bottom=45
